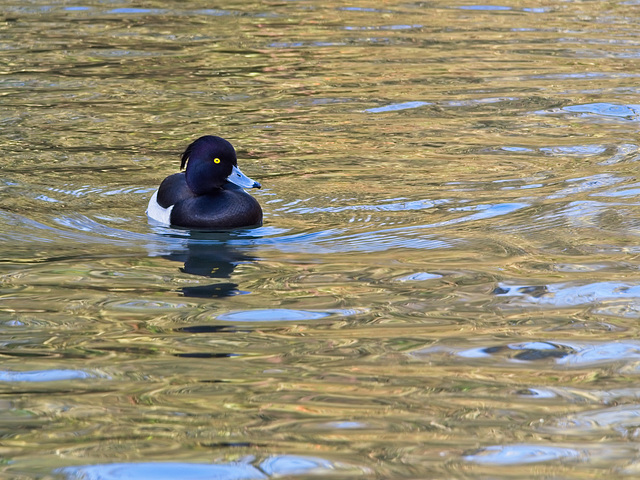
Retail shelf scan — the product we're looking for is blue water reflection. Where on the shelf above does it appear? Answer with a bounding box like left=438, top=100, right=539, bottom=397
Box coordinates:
left=464, top=444, right=583, bottom=465
left=537, top=102, right=640, bottom=120
left=594, top=183, right=640, bottom=197
left=454, top=341, right=640, bottom=368
left=217, top=309, right=331, bottom=322
left=495, top=281, right=640, bottom=309
left=458, top=5, right=512, bottom=10
left=364, top=101, right=430, bottom=113
left=556, top=342, right=640, bottom=367
left=394, top=272, right=442, bottom=282
left=108, top=8, right=167, bottom=14
left=550, top=404, right=640, bottom=435
left=540, top=145, right=607, bottom=156
left=564, top=103, right=640, bottom=118
left=58, top=461, right=265, bottom=480
left=344, top=24, right=423, bottom=31
left=260, top=455, right=335, bottom=476
left=57, top=455, right=353, bottom=480
left=0, top=369, right=105, bottom=382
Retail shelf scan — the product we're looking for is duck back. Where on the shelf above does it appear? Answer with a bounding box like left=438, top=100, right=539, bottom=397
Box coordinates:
left=157, top=173, right=194, bottom=208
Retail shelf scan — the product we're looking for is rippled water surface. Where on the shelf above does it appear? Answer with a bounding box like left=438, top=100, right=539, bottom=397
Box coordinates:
left=3, top=1, right=640, bottom=478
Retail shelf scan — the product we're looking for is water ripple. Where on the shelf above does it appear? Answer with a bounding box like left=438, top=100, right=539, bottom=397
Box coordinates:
left=458, top=5, right=513, bottom=11
left=0, top=369, right=108, bottom=382
left=278, top=198, right=448, bottom=214
left=217, top=308, right=362, bottom=322
left=364, top=101, right=430, bottom=113
left=434, top=340, right=640, bottom=368
left=464, top=444, right=584, bottom=465
left=537, top=102, right=640, bottom=120
left=2, top=195, right=529, bottom=255
left=56, top=455, right=366, bottom=480
left=495, top=281, right=640, bottom=310
left=549, top=404, right=640, bottom=436
left=57, top=461, right=265, bottom=480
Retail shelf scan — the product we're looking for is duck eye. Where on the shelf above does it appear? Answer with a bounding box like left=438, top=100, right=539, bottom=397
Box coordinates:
left=213, top=158, right=221, bottom=164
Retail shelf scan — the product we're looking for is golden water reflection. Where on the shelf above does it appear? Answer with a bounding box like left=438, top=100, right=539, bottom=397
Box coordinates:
left=2, top=0, right=640, bottom=478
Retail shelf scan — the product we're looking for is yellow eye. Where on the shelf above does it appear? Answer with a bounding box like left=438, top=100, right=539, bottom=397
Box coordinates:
left=213, top=158, right=221, bottom=164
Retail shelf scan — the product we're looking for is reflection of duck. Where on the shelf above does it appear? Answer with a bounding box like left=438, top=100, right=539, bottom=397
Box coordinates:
left=162, top=231, right=259, bottom=298
left=147, top=136, right=262, bottom=228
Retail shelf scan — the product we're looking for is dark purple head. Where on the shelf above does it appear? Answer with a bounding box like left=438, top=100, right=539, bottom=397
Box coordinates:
left=181, top=136, right=236, bottom=195
left=180, top=136, right=261, bottom=195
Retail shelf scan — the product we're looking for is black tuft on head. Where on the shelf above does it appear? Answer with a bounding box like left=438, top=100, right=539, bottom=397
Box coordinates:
left=180, top=143, right=193, bottom=170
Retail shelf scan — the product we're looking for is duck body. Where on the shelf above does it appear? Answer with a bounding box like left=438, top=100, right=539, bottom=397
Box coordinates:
left=147, top=136, right=263, bottom=229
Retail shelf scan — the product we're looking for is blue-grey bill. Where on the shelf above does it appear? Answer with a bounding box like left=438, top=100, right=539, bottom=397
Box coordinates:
left=227, top=165, right=261, bottom=189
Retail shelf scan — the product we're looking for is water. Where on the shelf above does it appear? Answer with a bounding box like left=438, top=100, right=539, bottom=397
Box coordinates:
left=2, top=0, right=640, bottom=478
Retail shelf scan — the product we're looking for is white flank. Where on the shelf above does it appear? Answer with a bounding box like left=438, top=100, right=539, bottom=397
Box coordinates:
left=146, top=190, right=174, bottom=225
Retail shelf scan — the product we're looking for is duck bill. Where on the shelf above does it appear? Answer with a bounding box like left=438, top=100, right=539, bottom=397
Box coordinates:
left=227, top=165, right=261, bottom=189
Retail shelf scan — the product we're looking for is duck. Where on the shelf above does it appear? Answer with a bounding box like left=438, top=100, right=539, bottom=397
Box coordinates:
left=146, top=135, right=263, bottom=228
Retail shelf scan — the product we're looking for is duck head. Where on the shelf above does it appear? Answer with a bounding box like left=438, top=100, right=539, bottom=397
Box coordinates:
left=181, top=135, right=261, bottom=195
